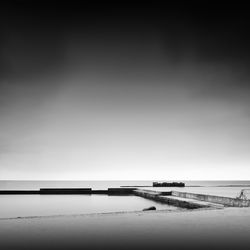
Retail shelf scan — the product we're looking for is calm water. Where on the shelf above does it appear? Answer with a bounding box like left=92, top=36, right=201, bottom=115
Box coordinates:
left=1, top=180, right=250, bottom=190
left=0, top=180, right=249, bottom=219
left=0, top=180, right=176, bottom=219
left=0, top=194, right=179, bottom=219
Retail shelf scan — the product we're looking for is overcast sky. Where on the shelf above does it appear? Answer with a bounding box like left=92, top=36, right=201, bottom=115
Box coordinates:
left=1, top=2, right=250, bottom=180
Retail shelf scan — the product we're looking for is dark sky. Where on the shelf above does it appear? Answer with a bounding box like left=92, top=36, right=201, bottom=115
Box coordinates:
left=1, top=1, right=250, bottom=180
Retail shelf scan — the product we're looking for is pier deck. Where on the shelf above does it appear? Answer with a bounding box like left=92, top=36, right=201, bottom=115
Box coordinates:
left=133, top=189, right=223, bottom=209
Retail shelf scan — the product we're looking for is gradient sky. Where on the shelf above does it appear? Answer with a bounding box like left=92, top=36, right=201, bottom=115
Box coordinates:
left=1, top=2, right=250, bottom=180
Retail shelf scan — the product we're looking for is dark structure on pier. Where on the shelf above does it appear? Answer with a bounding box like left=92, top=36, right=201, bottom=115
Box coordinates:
left=153, top=182, right=185, bottom=187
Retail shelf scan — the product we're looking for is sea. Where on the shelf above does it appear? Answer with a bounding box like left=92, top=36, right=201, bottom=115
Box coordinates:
left=0, top=180, right=249, bottom=219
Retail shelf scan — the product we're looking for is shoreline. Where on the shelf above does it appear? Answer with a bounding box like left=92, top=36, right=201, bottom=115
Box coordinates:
left=0, top=207, right=250, bottom=250
left=0, top=206, right=206, bottom=221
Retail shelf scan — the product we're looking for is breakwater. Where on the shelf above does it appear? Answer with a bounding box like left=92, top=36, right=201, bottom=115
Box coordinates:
left=133, top=189, right=217, bottom=209
left=0, top=188, right=136, bottom=195
left=171, top=190, right=250, bottom=207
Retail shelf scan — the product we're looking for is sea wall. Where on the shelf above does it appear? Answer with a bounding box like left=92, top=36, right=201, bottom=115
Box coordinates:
left=171, top=191, right=250, bottom=207
left=40, top=188, right=92, bottom=194
left=133, top=189, right=208, bottom=209
left=0, top=188, right=136, bottom=195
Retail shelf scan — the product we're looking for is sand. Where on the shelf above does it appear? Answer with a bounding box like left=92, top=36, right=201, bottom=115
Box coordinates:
left=0, top=207, right=250, bottom=250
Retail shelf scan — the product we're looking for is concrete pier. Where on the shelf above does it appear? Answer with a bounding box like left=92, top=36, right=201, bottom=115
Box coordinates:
left=171, top=190, right=250, bottom=207
left=133, top=189, right=218, bottom=209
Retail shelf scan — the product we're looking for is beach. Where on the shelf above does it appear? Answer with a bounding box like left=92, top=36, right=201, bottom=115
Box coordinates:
left=0, top=207, right=250, bottom=250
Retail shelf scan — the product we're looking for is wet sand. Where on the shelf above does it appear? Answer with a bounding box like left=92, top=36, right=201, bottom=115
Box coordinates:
left=0, top=207, right=250, bottom=250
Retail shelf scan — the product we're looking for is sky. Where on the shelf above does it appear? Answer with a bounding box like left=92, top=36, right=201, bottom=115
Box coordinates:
left=0, top=1, right=250, bottom=180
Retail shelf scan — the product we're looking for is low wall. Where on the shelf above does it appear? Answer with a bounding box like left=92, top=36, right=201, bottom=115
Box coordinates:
left=171, top=191, right=250, bottom=207
left=0, top=188, right=137, bottom=195
left=133, top=189, right=207, bottom=209
left=108, top=188, right=136, bottom=195
left=40, top=188, right=92, bottom=194
left=134, top=189, right=172, bottom=196
left=40, top=188, right=136, bottom=195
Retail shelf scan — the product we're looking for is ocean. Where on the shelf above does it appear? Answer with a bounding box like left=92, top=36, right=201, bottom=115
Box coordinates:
left=1, top=180, right=250, bottom=190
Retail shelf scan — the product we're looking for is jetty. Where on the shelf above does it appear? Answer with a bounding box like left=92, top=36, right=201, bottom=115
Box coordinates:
left=0, top=188, right=136, bottom=195
left=132, top=189, right=250, bottom=208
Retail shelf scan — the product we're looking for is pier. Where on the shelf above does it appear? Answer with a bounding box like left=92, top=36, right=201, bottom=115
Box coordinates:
left=133, top=189, right=224, bottom=209
left=171, top=190, right=250, bottom=207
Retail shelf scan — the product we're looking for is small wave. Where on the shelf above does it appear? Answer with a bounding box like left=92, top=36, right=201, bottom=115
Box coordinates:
left=0, top=208, right=179, bottom=221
